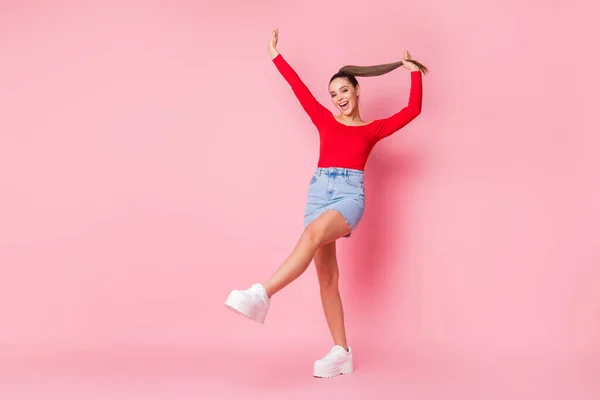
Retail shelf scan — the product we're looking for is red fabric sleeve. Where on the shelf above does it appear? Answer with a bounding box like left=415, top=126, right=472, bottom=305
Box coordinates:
left=375, top=71, right=423, bottom=139
left=272, top=54, right=330, bottom=128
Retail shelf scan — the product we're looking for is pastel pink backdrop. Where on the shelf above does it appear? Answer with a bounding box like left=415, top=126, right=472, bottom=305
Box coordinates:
left=1, top=0, right=598, bottom=399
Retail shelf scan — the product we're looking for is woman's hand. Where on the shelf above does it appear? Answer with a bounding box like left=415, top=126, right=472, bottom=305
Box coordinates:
left=401, top=50, right=420, bottom=72
left=268, top=28, right=280, bottom=59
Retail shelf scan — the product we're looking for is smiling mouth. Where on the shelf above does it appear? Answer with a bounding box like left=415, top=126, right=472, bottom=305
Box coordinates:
left=339, top=101, right=349, bottom=110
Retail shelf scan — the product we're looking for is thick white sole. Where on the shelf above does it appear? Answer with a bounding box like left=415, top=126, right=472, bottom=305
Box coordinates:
left=224, top=291, right=267, bottom=324
left=313, top=361, right=354, bottom=378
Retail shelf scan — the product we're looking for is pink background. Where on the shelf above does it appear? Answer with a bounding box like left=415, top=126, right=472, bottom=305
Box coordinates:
left=1, top=0, right=599, bottom=398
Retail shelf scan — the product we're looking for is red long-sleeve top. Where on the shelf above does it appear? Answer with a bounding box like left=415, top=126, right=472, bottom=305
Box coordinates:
left=273, top=54, right=422, bottom=170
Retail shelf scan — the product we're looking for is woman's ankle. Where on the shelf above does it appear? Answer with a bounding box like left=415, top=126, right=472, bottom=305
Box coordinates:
left=334, top=343, right=349, bottom=352
left=262, top=282, right=275, bottom=298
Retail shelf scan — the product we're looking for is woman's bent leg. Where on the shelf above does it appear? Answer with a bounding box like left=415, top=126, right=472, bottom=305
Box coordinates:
left=262, top=210, right=350, bottom=297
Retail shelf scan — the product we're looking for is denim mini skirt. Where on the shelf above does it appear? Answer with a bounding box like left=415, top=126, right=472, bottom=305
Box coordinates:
left=304, top=167, right=365, bottom=238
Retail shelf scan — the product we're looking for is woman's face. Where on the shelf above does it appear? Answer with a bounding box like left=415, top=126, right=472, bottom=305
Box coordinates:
left=329, top=78, right=360, bottom=116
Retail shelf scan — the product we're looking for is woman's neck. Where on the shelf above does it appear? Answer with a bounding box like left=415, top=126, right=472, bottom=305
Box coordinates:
left=335, top=113, right=366, bottom=126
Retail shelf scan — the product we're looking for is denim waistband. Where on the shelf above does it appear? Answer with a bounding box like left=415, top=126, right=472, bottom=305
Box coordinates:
left=314, top=167, right=364, bottom=176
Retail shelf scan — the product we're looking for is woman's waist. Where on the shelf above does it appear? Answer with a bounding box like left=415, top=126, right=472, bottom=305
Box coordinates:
left=313, top=166, right=364, bottom=177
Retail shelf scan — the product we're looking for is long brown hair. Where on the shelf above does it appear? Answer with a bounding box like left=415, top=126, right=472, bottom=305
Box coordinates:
left=330, top=58, right=428, bottom=86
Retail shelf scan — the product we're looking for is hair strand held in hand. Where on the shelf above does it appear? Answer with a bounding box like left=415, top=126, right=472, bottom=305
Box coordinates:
left=339, top=59, right=429, bottom=77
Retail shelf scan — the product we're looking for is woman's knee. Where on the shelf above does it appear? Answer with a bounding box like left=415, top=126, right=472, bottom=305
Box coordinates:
left=316, top=265, right=339, bottom=289
left=301, top=224, right=325, bottom=248
left=302, top=210, right=350, bottom=248
left=314, top=243, right=339, bottom=289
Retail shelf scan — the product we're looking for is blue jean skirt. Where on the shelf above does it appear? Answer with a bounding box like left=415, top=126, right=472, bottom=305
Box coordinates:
left=304, top=167, right=365, bottom=238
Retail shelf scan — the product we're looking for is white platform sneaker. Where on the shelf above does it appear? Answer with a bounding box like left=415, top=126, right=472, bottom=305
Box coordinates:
left=224, top=283, right=270, bottom=324
left=313, top=345, right=354, bottom=378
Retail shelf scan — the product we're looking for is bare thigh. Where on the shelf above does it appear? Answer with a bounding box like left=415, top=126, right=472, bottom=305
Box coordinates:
left=304, top=210, right=351, bottom=248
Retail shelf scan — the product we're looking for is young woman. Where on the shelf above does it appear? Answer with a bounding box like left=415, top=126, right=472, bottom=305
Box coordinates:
left=225, top=28, right=426, bottom=378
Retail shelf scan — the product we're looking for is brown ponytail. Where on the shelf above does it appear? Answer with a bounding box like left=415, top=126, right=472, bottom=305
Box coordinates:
left=339, top=59, right=428, bottom=77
